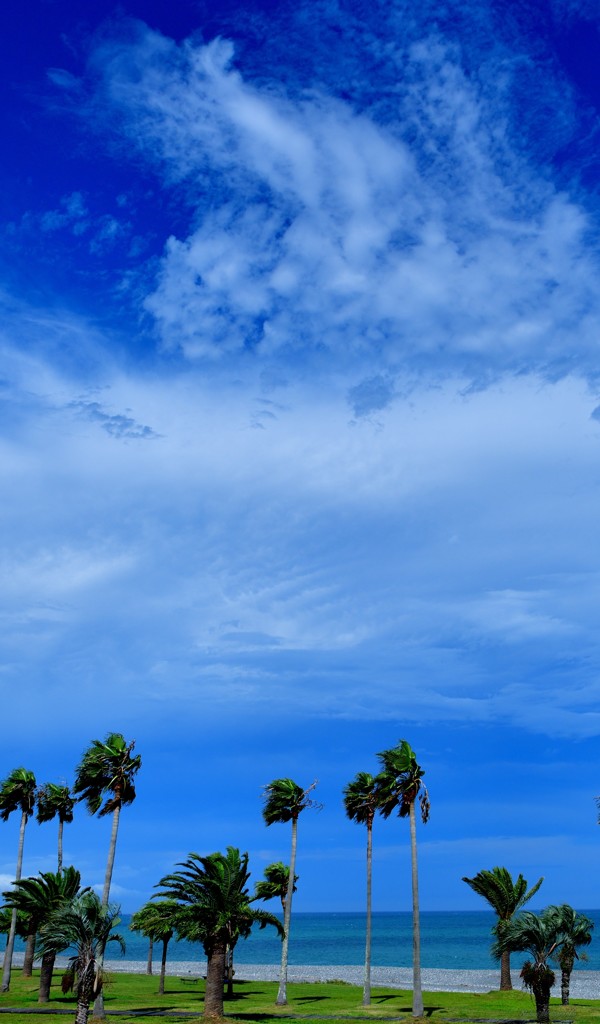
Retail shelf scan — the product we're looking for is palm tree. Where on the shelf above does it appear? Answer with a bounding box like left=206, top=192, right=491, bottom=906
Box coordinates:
left=2, top=867, right=87, bottom=1002
left=546, top=904, right=594, bottom=1005
left=0, top=767, right=37, bottom=992
left=343, top=771, right=381, bottom=1007
left=36, top=784, right=75, bottom=872
left=262, top=778, right=318, bottom=1006
left=130, top=900, right=179, bottom=995
left=36, top=891, right=124, bottom=1024
left=492, top=908, right=566, bottom=1023
left=156, top=847, right=283, bottom=1019
left=254, top=862, right=298, bottom=917
left=73, top=734, right=141, bottom=905
left=377, top=741, right=429, bottom=1018
left=0, top=908, right=28, bottom=971
left=73, top=732, right=141, bottom=1017
left=462, top=866, right=544, bottom=991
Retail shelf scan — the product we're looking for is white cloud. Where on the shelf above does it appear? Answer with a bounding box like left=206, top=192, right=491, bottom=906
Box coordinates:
left=84, top=26, right=600, bottom=379
left=1, top=328, right=599, bottom=738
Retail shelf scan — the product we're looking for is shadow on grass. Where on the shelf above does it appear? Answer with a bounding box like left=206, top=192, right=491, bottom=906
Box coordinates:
left=223, top=987, right=262, bottom=995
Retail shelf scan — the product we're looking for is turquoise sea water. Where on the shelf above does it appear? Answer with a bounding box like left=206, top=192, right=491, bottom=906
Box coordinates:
left=99, top=910, right=599, bottom=971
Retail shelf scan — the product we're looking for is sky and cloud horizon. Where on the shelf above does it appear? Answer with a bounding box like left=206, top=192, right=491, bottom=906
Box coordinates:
left=1, top=0, right=599, bottom=919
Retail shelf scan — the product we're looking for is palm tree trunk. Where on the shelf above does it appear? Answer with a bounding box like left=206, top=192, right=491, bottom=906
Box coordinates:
left=409, top=801, right=424, bottom=1018
left=159, top=938, right=169, bottom=996
left=1, top=809, right=28, bottom=992
left=561, top=966, right=571, bottom=1005
left=23, top=930, right=36, bottom=978
left=204, top=942, right=226, bottom=1018
left=147, top=937, right=154, bottom=975
left=499, top=949, right=512, bottom=991
left=225, top=944, right=234, bottom=998
left=38, top=951, right=56, bottom=1003
left=75, top=993, right=91, bottom=1024
left=102, top=804, right=121, bottom=906
left=363, top=820, right=372, bottom=1007
left=277, top=815, right=297, bottom=1006
left=58, top=819, right=64, bottom=874
left=533, top=980, right=551, bottom=1024
left=93, top=803, right=121, bottom=1018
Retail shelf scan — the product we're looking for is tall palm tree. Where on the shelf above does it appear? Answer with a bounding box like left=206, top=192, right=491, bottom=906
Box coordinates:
left=36, top=783, right=75, bottom=873
left=492, top=908, right=566, bottom=1023
left=462, top=866, right=544, bottom=991
left=36, top=891, right=124, bottom=1024
left=343, top=771, right=381, bottom=1007
left=156, top=847, right=283, bottom=1019
left=2, top=867, right=87, bottom=1002
left=262, top=778, right=318, bottom=1006
left=0, top=767, right=37, bottom=992
left=73, top=732, right=141, bottom=1016
left=254, top=862, right=298, bottom=917
left=377, top=741, right=429, bottom=1018
left=73, top=734, right=141, bottom=905
left=130, top=900, right=179, bottom=995
left=546, top=904, right=594, bottom=1005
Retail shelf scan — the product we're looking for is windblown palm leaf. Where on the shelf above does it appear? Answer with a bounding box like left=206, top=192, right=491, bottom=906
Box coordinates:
left=73, top=734, right=141, bottom=818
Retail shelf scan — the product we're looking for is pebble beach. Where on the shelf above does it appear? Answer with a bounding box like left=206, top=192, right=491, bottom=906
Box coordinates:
left=91, top=959, right=600, bottom=1000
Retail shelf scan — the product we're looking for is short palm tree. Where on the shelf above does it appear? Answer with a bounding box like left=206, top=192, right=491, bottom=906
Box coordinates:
left=492, top=908, right=566, bottom=1023
left=343, top=771, right=382, bottom=1007
left=156, top=847, right=283, bottom=1019
left=130, top=900, right=179, bottom=995
left=0, top=767, right=37, bottom=992
left=254, top=862, right=298, bottom=917
left=262, top=778, right=318, bottom=1006
left=377, top=741, right=429, bottom=1018
left=36, top=783, right=75, bottom=873
left=73, top=733, right=140, bottom=1017
left=2, top=867, right=87, bottom=1002
left=462, top=866, right=544, bottom=991
left=546, top=904, right=594, bottom=1004
left=37, top=891, right=124, bottom=1024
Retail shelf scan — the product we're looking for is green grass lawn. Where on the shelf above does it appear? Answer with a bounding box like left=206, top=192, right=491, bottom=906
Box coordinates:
left=0, top=969, right=598, bottom=1023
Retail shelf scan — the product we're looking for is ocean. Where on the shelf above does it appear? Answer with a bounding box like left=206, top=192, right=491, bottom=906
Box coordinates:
left=94, top=910, right=599, bottom=972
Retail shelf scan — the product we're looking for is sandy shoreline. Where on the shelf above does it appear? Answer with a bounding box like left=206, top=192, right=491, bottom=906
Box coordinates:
left=43, top=958, right=600, bottom=1000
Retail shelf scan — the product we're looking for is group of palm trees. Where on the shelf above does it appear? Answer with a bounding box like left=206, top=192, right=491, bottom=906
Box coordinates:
left=0, top=734, right=595, bottom=1024
left=462, top=867, right=594, bottom=1023
left=0, top=732, right=141, bottom=1024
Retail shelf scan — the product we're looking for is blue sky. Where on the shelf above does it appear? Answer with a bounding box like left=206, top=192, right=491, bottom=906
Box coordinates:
left=1, top=0, right=600, bottom=918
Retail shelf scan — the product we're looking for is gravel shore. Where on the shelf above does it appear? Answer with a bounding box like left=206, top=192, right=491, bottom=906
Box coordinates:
left=95, top=960, right=600, bottom=1000
left=12, top=954, right=600, bottom=1001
